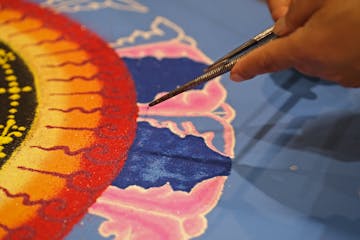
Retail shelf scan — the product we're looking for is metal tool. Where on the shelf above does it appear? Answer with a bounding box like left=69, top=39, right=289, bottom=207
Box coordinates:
left=148, top=26, right=277, bottom=107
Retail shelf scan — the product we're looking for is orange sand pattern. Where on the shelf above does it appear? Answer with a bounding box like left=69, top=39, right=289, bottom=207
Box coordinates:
left=0, top=2, right=137, bottom=238
left=0, top=8, right=99, bottom=236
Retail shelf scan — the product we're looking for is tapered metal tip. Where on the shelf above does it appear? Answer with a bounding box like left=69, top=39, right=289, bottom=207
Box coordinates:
left=148, top=87, right=187, bottom=107
left=148, top=98, right=163, bottom=107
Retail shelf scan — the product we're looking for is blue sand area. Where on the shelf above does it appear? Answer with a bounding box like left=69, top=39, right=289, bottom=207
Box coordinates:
left=112, top=122, right=231, bottom=192
left=123, top=57, right=208, bottom=103
left=112, top=57, right=231, bottom=192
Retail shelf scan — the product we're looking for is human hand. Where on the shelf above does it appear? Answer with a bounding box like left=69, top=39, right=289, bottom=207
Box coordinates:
left=230, top=0, right=360, bottom=87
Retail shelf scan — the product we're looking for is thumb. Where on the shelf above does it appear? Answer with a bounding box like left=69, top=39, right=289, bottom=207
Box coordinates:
left=274, top=0, right=323, bottom=36
left=230, top=35, right=298, bottom=81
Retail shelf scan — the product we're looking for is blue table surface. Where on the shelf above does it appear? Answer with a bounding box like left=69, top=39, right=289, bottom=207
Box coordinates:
left=31, top=1, right=360, bottom=239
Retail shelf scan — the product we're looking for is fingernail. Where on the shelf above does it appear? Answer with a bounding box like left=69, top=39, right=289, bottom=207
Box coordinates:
left=230, top=73, right=244, bottom=82
left=274, top=17, right=287, bottom=36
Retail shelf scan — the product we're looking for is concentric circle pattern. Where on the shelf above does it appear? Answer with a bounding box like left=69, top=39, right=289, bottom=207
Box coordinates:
left=0, top=0, right=137, bottom=239
left=0, top=40, right=36, bottom=166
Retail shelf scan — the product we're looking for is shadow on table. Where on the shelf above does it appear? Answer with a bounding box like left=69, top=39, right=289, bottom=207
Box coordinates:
left=234, top=163, right=360, bottom=237
left=239, top=111, right=360, bottom=163
left=235, top=69, right=334, bottom=160
left=233, top=70, right=360, bottom=237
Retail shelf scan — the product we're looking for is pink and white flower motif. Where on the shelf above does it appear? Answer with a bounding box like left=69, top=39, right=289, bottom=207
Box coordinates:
left=118, top=41, right=236, bottom=157
left=90, top=177, right=226, bottom=240
left=138, top=79, right=235, bottom=157
left=117, top=42, right=211, bottom=63
left=89, top=16, right=235, bottom=240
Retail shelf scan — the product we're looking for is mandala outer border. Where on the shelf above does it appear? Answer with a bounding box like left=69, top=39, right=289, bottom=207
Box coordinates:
left=0, top=0, right=137, bottom=238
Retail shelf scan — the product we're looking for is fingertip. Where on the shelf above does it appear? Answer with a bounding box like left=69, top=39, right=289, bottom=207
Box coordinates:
left=273, top=17, right=289, bottom=36
left=230, top=72, right=245, bottom=82
left=229, top=54, right=259, bottom=82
